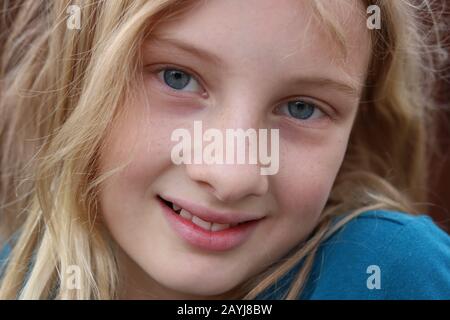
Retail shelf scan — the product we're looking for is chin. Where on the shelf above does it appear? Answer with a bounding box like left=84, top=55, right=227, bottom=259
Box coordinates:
left=153, top=267, right=244, bottom=298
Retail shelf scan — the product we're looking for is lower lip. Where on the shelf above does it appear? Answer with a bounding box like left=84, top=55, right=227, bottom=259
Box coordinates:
left=158, top=197, right=261, bottom=251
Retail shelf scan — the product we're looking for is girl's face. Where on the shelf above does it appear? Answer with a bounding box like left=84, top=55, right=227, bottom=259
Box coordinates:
left=99, top=0, right=370, bottom=298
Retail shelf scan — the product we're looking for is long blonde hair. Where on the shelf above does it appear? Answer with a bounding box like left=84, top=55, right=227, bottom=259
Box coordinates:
left=0, top=0, right=446, bottom=299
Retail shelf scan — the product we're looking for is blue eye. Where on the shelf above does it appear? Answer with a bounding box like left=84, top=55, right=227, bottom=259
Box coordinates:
left=157, top=68, right=202, bottom=92
left=278, top=100, right=324, bottom=121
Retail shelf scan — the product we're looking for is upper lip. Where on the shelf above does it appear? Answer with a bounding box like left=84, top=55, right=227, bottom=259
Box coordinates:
left=159, top=194, right=263, bottom=225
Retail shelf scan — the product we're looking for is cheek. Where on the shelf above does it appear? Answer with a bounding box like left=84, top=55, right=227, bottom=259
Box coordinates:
left=254, top=137, right=348, bottom=259
left=98, top=100, right=180, bottom=197
left=274, top=135, right=349, bottom=224
left=97, top=105, right=179, bottom=239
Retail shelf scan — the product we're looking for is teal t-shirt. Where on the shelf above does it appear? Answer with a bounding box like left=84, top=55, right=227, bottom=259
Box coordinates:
left=255, top=210, right=450, bottom=299
left=1, top=210, right=450, bottom=299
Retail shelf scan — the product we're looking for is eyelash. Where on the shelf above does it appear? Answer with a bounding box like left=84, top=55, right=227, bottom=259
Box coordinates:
left=152, top=64, right=208, bottom=97
left=150, top=65, right=331, bottom=123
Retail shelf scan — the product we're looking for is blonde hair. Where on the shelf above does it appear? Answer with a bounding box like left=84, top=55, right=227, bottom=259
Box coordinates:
left=0, top=0, right=446, bottom=299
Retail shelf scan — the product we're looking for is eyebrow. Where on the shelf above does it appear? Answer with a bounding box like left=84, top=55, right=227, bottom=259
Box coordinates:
left=146, top=35, right=224, bottom=67
left=146, top=35, right=360, bottom=98
left=291, top=76, right=360, bottom=98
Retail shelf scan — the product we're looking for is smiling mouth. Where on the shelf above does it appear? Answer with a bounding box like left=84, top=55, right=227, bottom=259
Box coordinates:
left=157, top=195, right=248, bottom=232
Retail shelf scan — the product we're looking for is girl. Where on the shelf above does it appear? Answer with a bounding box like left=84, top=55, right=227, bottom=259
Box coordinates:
left=0, top=0, right=449, bottom=299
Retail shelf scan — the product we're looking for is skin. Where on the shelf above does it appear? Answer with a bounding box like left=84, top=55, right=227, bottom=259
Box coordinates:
left=98, top=0, right=371, bottom=299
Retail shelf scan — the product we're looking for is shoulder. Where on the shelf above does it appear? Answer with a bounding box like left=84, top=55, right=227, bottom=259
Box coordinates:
left=322, top=210, right=449, bottom=252
left=301, top=210, right=450, bottom=299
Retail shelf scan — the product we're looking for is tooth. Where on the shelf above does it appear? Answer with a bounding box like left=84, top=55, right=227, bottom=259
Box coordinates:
left=192, top=215, right=212, bottom=231
left=211, top=223, right=230, bottom=232
left=173, top=204, right=181, bottom=212
left=230, top=223, right=238, bottom=227
left=179, top=209, right=192, bottom=220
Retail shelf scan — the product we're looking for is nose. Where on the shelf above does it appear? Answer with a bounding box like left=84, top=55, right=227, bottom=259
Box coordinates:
left=184, top=112, right=270, bottom=203
left=185, top=159, right=269, bottom=203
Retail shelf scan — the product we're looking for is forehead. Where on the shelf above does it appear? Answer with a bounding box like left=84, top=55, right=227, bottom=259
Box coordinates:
left=147, top=0, right=371, bottom=90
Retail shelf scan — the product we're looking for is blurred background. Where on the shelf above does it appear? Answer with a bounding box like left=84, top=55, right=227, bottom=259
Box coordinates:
left=427, top=0, right=450, bottom=232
